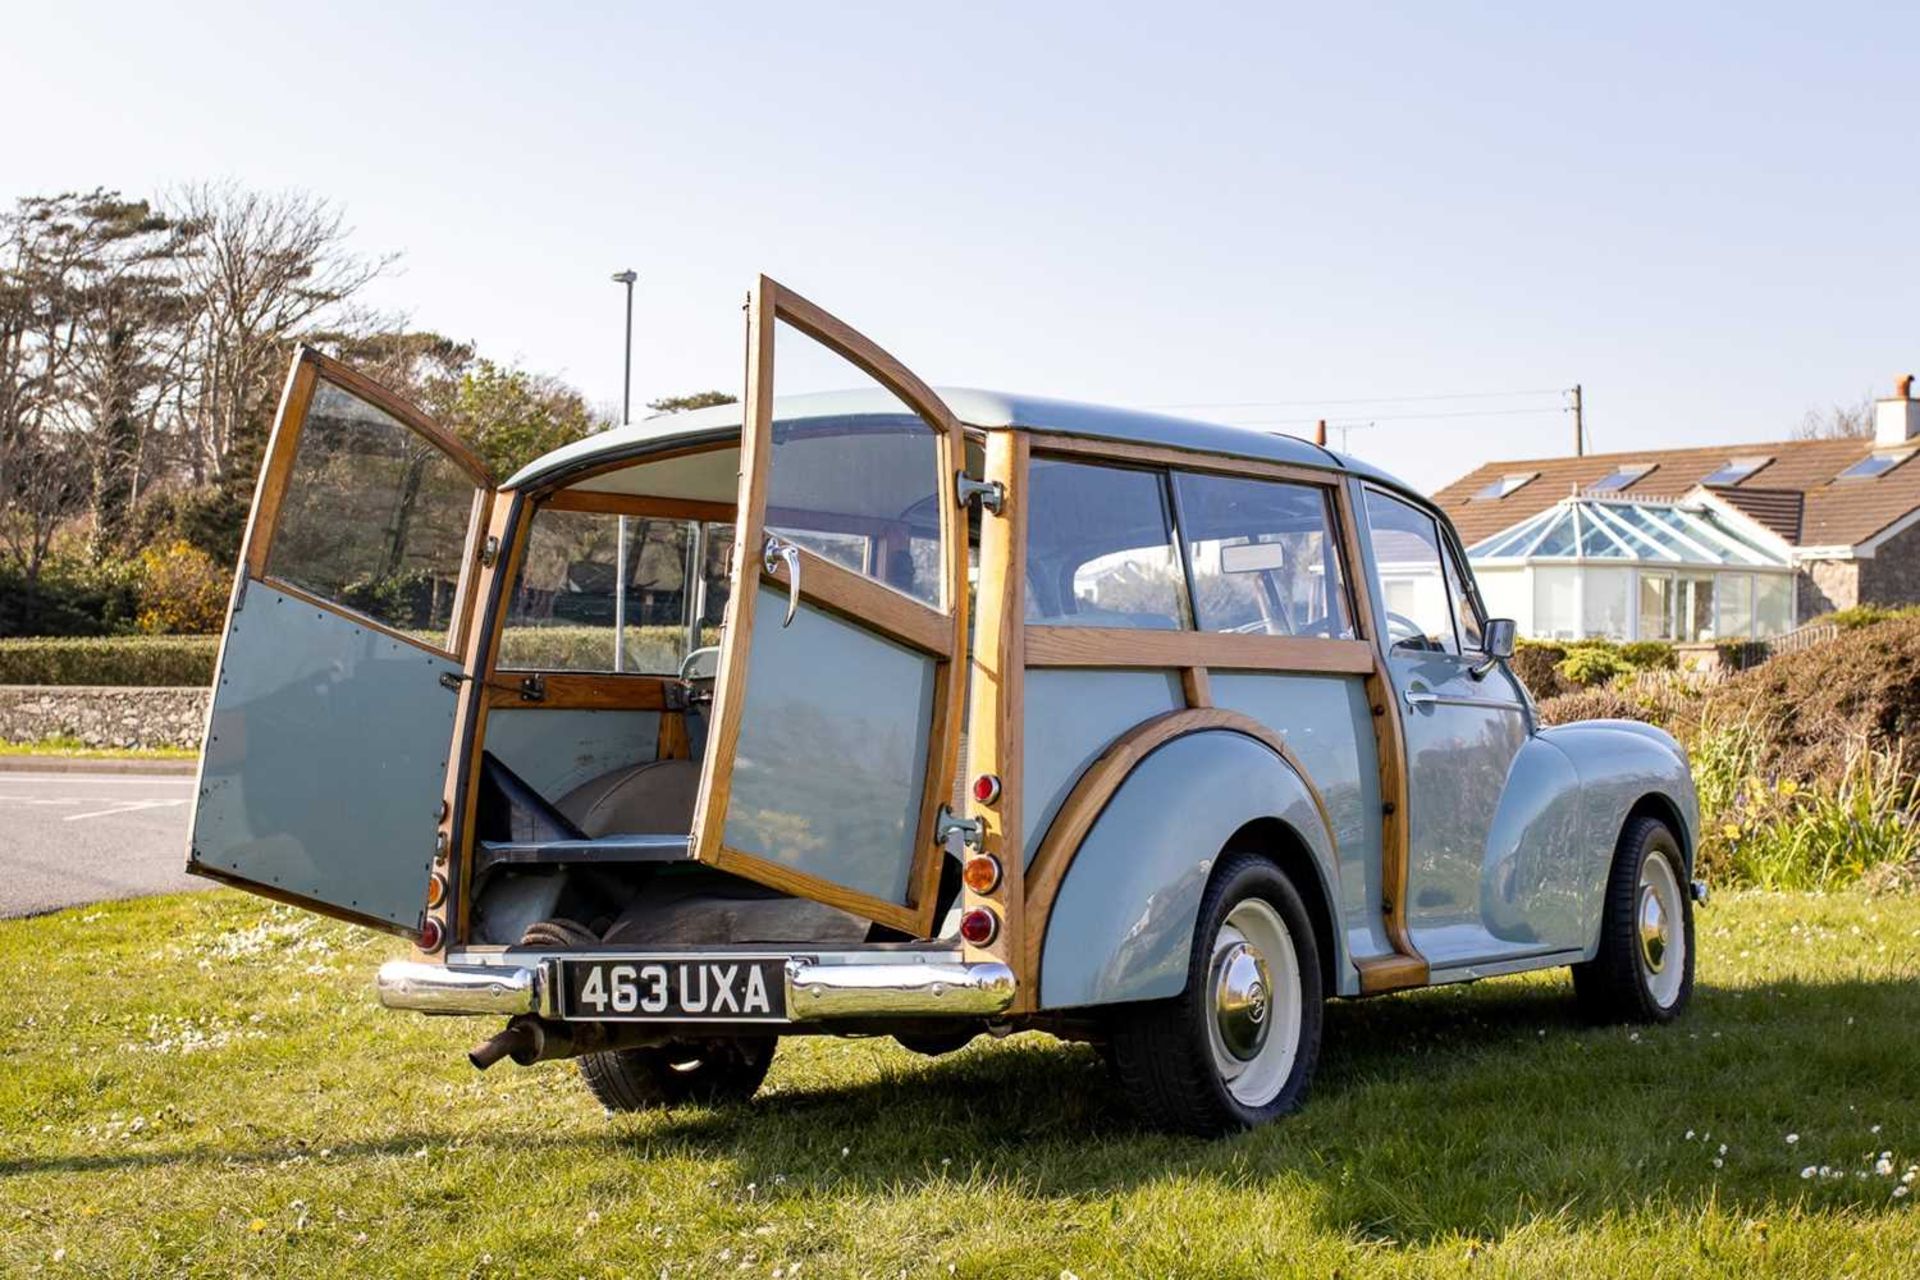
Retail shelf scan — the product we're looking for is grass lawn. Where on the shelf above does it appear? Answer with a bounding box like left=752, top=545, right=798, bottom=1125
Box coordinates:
left=3, top=891, right=1916, bottom=1278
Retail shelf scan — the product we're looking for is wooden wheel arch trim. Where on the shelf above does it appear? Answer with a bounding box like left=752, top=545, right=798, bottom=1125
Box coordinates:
left=1017, top=707, right=1339, bottom=1009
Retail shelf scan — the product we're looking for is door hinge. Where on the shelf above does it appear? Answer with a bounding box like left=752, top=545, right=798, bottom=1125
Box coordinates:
left=955, top=472, right=1005, bottom=515
left=936, top=805, right=986, bottom=852
left=438, top=671, right=466, bottom=692
left=479, top=535, right=500, bottom=568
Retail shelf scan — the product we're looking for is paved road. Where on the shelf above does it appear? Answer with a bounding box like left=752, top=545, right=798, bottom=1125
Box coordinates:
left=0, top=772, right=207, bottom=919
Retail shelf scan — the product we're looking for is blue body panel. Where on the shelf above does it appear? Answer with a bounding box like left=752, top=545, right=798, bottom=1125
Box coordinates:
left=189, top=581, right=459, bottom=931
left=1206, top=672, right=1390, bottom=965
left=720, top=587, right=937, bottom=906
left=1021, top=669, right=1183, bottom=863
left=1039, top=730, right=1347, bottom=1008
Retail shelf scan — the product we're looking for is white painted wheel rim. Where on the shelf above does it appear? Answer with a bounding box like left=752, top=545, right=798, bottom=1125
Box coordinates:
left=1638, top=849, right=1685, bottom=1008
left=1205, top=897, right=1303, bottom=1107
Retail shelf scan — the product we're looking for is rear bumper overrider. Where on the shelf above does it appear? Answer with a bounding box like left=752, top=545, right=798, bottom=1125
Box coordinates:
left=376, top=952, right=1016, bottom=1021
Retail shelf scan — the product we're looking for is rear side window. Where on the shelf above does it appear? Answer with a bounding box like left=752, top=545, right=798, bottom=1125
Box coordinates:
left=1024, top=459, right=1189, bottom=629
left=1363, top=489, right=1460, bottom=655
left=1173, top=472, right=1352, bottom=639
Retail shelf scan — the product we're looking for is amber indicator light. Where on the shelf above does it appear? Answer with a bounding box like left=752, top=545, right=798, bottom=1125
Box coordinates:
left=962, top=854, right=1003, bottom=895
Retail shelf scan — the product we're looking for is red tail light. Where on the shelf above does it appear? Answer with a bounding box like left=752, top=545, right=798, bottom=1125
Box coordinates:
left=959, top=907, right=999, bottom=946
left=971, top=773, right=1002, bottom=805
left=418, top=917, right=445, bottom=953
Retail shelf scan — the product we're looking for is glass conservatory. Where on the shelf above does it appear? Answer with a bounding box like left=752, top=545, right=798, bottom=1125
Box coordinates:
left=1466, top=496, right=1795, bottom=643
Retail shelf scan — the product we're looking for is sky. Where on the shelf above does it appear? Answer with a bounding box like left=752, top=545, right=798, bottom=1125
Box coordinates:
left=5, top=2, right=1917, bottom=494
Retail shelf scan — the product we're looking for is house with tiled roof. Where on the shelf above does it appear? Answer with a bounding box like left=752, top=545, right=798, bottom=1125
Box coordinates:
left=1433, top=378, right=1920, bottom=643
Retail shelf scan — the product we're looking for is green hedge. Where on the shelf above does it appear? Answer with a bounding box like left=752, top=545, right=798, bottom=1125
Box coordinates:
left=0, top=635, right=220, bottom=686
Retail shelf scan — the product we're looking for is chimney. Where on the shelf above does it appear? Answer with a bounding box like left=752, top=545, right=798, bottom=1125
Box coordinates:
left=1876, top=374, right=1919, bottom=445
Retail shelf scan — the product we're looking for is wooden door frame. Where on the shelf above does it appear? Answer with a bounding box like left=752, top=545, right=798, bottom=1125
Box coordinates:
left=689, top=275, right=971, bottom=937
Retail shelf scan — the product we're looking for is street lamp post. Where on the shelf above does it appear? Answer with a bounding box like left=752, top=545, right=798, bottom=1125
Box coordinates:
left=610, top=269, right=637, bottom=671
left=611, top=269, right=638, bottom=425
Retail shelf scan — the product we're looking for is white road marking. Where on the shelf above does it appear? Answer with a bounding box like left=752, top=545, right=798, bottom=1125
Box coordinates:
left=63, top=799, right=190, bottom=822
left=0, top=773, right=195, bottom=786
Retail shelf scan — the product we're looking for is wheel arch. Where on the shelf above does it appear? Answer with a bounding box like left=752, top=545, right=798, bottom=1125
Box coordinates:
left=1028, top=719, right=1350, bottom=1011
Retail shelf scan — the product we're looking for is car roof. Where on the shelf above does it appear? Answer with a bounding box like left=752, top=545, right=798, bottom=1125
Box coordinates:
left=505, top=386, right=1410, bottom=494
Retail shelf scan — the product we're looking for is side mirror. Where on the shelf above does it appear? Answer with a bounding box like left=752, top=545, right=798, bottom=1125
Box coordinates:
left=1472, top=618, right=1517, bottom=678
left=1485, top=617, right=1517, bottom=660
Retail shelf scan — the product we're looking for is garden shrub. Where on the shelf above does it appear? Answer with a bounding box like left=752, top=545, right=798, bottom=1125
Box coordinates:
left=0, top=635, right=219, bottom=686
left=137, top=540, right=230, bottom=635
left=1556, top=645, right=1632, bottom=687
left=1617, top=640, right=1676, bottom=670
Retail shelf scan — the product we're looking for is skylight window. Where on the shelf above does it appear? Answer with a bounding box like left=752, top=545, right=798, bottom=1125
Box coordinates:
left=1838, top=449, right=1915, bottom=481
left=1700, top=455, right=1771, bottom=486
left=1473, top=471, right=1538, bottom=500
left=1588, top=463, right=1654, bottom=493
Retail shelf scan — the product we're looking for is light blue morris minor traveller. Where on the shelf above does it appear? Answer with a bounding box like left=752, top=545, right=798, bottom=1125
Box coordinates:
left=187, top=277, right=1704, bottom=1134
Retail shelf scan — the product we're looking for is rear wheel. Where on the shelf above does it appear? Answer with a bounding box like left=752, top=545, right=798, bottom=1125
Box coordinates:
left=578, top=1037, right=777, bottom=1112
left=1572, top=815, right=1694, bottom=1023
left=1107, top=853, right=1323, bottom=1135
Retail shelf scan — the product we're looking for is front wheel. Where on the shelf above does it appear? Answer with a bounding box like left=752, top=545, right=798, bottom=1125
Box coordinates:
left=1572, top=815, right=1695, bottom=1023
left=1107, top=853, right=1324, bottom=1135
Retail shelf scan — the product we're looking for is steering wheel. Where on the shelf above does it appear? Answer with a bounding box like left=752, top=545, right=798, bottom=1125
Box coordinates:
left=1383, top=611, right=1441, bottom=652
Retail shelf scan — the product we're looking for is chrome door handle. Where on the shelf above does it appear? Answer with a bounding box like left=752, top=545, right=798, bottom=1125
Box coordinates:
left=1402, top=686, right=1439, bottom=712
left=762, top=535, right=801, bottom=627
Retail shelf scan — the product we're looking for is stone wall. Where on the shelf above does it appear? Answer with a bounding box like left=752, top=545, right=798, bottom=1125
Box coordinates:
left=1859, top=519, right=1920, bottom=609
left=0, top=685, right=207, bottom=750
left=1796, top=558, right=1859, bottom=623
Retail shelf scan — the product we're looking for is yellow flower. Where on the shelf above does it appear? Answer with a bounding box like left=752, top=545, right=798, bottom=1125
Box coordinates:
left=248, top=1219, right=267, bottom=1233
left=1779, top=779, right=1800, bottom=796
left=1720, top=823, right=1742, bottom=841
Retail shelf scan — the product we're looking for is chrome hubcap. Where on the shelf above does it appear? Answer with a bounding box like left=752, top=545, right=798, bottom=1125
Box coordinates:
left=1211, top=941, right=1273, bottom=1061
left=1637, top=849, right=1686, bottom=1007
left=1203, top=898, right=1303, bottom=1107
left=1638, top=883, right=1669, bottom=974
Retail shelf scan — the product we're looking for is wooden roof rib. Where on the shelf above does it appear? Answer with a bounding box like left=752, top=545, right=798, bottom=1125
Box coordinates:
left=1435, top=436, right=1920, bottom=550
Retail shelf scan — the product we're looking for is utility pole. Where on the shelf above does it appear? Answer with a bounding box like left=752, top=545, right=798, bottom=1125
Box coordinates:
left=1570, top=384, right=1584, bottom=456
left=611, top=269, right=638, bottom=425
left=610, top=269, right=638, bottom=673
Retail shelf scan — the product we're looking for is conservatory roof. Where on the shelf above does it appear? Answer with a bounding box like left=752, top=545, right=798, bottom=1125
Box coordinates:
left=1466, top=496, right=1792, bottom=569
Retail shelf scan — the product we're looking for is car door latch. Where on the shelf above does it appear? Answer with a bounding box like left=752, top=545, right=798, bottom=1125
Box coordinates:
left=935, top=806, right=985, bottom=852
left=955, top=472, right=1005, bottom=515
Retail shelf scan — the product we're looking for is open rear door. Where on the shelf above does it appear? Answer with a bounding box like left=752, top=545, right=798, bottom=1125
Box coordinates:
left=690, top=277, right=970, bottom=936
left=188, top=348, right=494, bottom=936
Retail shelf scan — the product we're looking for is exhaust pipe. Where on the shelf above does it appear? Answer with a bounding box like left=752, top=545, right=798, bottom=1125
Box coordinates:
left=468, top=1016, right=575, bottom=1070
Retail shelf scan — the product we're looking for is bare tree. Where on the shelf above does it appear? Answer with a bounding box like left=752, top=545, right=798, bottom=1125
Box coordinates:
left=166, top=183, right=393, bottom=486
left=1795, top=395, right=1875, bottom=440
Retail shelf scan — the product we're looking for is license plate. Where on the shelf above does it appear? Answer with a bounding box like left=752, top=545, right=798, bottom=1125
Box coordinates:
left=556, top=956, right=788, bottom=1022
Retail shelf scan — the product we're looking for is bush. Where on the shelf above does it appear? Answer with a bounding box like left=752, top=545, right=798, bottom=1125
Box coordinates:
left=1617, top=640, right=1676, bottom=671
left=0, top=555, right=143, bottom=638
left=0, top=635, right=219, bottom=686
left=1812, top=604, right=1920, bottom=631
left=137, top=541, right=230, bottom=635
left=1509, top=641, right=1570, bottom=699
left=1556, top=645, right=1632, bottom=687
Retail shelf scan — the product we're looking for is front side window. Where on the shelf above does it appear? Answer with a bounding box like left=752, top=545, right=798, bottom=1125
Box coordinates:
left=1173, top=472, right=1352, bottom=638
left=1364, top=489, right=1459, bottom=654
left=500, top=508, right=731, bottom=672
left=266, top=380, right=482, bottom=650
left=1025, top=459, right=1189, bottom=629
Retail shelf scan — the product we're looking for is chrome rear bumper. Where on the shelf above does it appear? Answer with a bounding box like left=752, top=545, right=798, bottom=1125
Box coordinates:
left=376, top=952, right=1016, bottom=1022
